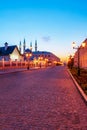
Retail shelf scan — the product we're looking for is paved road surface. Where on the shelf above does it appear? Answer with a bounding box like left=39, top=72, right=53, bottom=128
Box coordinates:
left=0, top=66, right=87, bottom=130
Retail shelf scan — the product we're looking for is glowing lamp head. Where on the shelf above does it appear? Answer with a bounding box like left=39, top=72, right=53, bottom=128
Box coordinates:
left=81, top=42, right=85, bottom=48
left=26, top=53, right=32, bottom=57
left=26, top=53, right=28, bottom=57
left=29, top=53, right=32, bottom=57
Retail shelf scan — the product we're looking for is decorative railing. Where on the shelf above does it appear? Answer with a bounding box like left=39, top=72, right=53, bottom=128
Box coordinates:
left=0, top=59, right=33, bottom=69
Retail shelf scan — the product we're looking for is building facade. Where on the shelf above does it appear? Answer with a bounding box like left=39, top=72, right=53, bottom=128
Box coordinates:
left=74, top=39, right=87, bottom=69
left=0, top=42, right=23, bottom=61
left=23, top=39, right=60, bottom=67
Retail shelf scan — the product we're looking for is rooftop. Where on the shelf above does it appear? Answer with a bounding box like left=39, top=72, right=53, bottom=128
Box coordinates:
left=0, top=45, right=17, bottom=56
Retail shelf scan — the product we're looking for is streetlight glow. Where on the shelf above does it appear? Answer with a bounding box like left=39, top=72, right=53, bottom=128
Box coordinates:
left=81, top=42, right=85, bottom=48
left=25, top=52, right=32, bottom=70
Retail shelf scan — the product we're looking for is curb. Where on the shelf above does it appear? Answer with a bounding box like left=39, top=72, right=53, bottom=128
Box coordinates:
left=0, top=68, right=39, bottom=75
left=67, top=69, right=87, bottom=105
left=0, top=66, right=50, bottom=75
left=0, top=69, right=27, bottom=75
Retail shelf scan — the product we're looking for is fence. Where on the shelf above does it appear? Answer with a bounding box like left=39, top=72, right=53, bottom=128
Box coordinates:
left=0, top=59, right=33, bottom=70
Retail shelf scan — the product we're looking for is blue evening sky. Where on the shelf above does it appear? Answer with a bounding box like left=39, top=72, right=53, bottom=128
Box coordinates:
left=0, top=0, right=87, bottom=61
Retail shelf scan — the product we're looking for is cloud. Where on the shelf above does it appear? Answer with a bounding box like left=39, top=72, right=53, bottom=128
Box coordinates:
left=42, top=36, right=51, bottom=42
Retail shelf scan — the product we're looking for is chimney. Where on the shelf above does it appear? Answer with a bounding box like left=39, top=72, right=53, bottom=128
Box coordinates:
left=5, top=42, right=8, bottom=50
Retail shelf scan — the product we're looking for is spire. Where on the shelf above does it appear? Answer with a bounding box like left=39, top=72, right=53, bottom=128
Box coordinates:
left=23, top=38, right=26, bottom=53
left=35, top=40, right=37, bottom=52
left=30, top=42, right=32, bottom=51
left=19, top=41, right=21, bottom=53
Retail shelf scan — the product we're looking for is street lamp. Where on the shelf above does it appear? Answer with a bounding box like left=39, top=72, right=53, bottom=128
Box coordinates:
left=45, top=58, right=48, bottom=67
left=26, top=52, right=32, bottom=70
left=72, top=42, right=85, bottom=76
left=38, top=56, right=43, bottom=68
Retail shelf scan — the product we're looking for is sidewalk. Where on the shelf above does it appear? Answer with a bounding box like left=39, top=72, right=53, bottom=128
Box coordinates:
left=67, top=68, right=87, bottom=104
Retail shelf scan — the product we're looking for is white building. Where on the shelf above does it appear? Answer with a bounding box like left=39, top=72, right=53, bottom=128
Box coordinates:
left=0, top=42, right=23, bottom=61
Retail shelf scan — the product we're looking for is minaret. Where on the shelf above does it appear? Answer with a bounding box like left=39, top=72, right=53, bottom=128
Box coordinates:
left=35, top=40, right=37, bottom=52
left=19, top=41, right=21, bottom=53
left=30, top=42, right=32, bottom=51
left=23, top=38, right=26, bottom=53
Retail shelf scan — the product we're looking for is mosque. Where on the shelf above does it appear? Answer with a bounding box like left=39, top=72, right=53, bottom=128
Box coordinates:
left=19, top=39, right=60, bottom=67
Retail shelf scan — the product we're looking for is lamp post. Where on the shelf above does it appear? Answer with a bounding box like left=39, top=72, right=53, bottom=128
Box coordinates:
left=26, top=53, right=32, bottom=70
left=72, top=42, right=85, bottom=76
left=45, top=58, right=48, bottom=67
left=38, top=56, right=43, bottom=68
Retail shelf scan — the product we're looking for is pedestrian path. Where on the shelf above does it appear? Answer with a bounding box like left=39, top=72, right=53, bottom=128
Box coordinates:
left=0, top=68, right=26, bottom=74
left=0, top=67, right=40, bottom=75
left=0, top=66, right=87, bottom=129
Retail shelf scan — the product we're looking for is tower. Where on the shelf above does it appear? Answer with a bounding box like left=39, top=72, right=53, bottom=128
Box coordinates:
left=19, top=41, right=21, bottom=53
left=35, top=40, right=37, bottom=52
left=23, top=38, right=26, bottom=53
left=30, top=42, right=32, bottom=51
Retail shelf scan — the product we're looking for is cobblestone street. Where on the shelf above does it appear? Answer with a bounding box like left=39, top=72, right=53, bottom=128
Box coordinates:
left=0, top=66, right=87, bottom=130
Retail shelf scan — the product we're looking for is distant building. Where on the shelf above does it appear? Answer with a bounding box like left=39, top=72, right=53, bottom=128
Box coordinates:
left=32, top=51, right=60, bottom=66
left=74, top=38, right=87, bottom=69
left=32, top=51, right=60, bottom=62
left=0, top=42, right=23, bottom=61
left=24, top=48, right=32, bottom=61
left=24, top=47, right=60, bottom=66
left=22, top=39, right=60, bottom=66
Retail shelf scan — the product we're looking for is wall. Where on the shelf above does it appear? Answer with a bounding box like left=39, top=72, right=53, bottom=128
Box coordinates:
left=10, top=48, right=23, bottom=61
